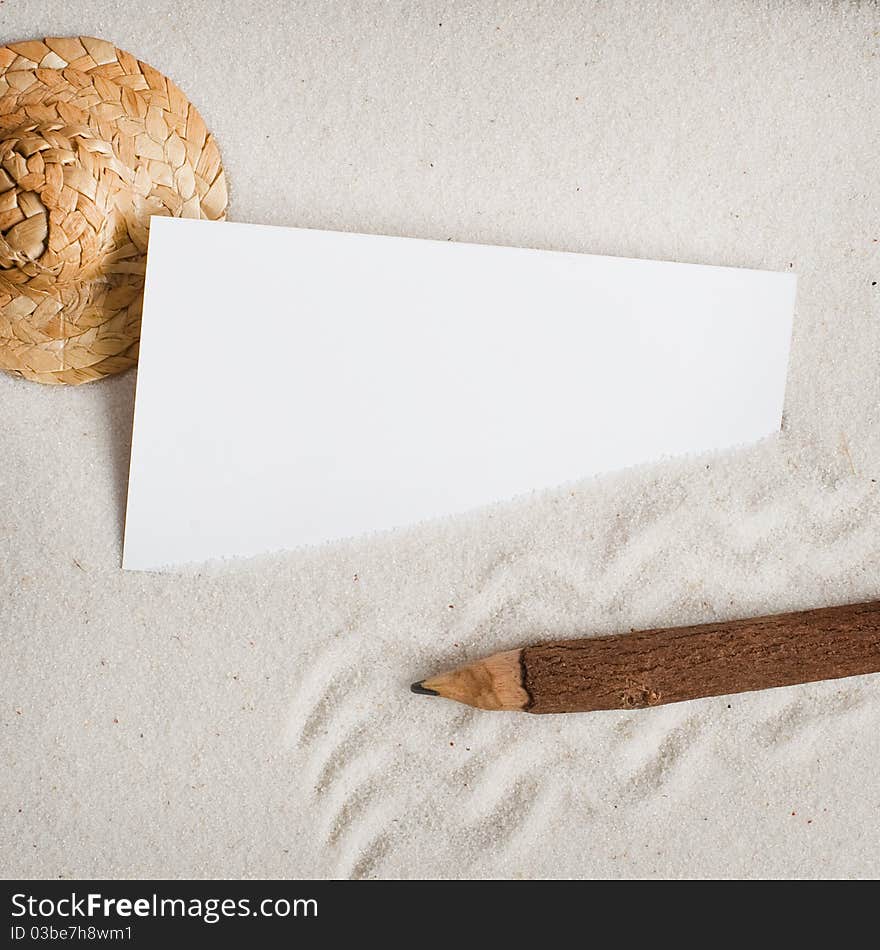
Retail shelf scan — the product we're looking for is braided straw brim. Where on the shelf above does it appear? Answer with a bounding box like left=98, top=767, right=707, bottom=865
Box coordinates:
left=0, top=36, right=227, bottom=384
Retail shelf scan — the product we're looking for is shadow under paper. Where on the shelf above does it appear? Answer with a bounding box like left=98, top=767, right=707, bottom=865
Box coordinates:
left=97, top=367, right=138, bottom=550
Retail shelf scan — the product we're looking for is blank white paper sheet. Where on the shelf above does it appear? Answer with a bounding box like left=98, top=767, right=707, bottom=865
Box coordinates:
left=122, top=218, right=795, bottom=570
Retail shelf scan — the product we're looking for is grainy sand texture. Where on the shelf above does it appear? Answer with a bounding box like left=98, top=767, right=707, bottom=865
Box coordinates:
left=2, top=1, right=879, bottom=879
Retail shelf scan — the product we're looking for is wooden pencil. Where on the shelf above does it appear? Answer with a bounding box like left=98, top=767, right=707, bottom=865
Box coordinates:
left=411, top=601, right=880, bottom=714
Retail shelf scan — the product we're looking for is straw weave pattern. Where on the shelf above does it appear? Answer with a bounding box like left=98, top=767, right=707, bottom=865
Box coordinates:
left=0, top=36, right=227, bottom=384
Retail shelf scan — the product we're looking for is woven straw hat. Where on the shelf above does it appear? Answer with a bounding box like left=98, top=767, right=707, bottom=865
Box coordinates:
left=0, top=36, right=227, bottom=384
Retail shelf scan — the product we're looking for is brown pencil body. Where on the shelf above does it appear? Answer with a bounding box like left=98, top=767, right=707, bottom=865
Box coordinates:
left=415, top=601, right=880, bottom=714
left=522, top=601, right=880, bottom=713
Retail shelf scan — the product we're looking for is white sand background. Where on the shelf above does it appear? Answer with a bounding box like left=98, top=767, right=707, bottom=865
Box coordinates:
left=2, top=0, right=879, bottom=879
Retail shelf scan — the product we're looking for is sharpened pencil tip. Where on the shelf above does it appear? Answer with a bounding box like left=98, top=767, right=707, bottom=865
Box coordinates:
left=411, top=680, right=439, bottom=696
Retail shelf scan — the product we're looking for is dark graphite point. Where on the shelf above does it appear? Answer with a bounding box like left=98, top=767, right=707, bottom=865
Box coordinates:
left=410, top=681, right=438, bottom=696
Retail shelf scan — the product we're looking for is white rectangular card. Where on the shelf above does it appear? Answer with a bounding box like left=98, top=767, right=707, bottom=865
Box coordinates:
left=123, top=218, right=795, bottom=570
